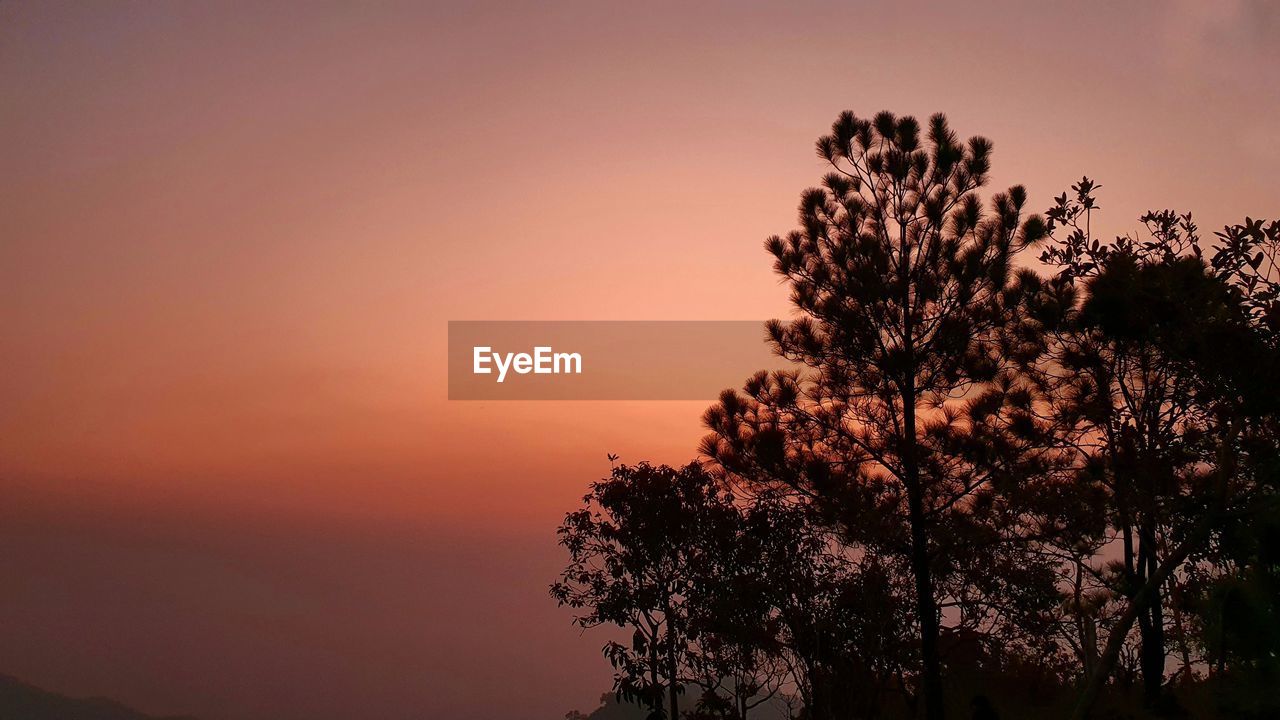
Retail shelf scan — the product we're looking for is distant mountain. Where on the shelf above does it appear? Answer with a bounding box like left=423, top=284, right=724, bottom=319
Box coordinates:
left=0, top=675, right=196, bottom=720
left=565, top=693, right=647, bottom=720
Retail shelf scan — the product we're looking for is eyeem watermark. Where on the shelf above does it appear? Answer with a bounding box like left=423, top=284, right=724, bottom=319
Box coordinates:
left=448, top=321, right=792, bottom=400
left=473, top=346, right=583, bottom=383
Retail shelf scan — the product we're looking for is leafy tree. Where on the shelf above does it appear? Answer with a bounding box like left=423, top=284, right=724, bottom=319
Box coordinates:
left=1187, top=218, right=1280, bottom=718
left=1025, top=181, right=1280, bottom=717
left=551, top=462, right=739, bottom=720
left=701, top=109, right=1051, bottom=720
left=1211, top=217, right=1280, bottom=344
left=683, top=493, right=800, bottom=720
left=1191, top=509, right=1280, bottom=718
left=696, top=492, right=914, bottom=720
left=553, top=125, right=1280, bottom=720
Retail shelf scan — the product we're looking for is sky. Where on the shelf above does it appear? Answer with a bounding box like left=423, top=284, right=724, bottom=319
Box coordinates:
left=1, top=2, right=1278, bottom=719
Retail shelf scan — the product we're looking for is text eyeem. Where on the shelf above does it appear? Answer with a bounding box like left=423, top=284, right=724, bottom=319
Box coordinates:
left=473, top=346, right=583, bottom=383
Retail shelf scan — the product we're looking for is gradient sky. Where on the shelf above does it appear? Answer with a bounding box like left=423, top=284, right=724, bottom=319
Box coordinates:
left=2, top=2, right=1278, bottom=719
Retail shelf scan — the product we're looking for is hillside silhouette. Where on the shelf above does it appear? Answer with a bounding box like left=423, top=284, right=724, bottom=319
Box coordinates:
left=0, top=675, right=196, bottom=720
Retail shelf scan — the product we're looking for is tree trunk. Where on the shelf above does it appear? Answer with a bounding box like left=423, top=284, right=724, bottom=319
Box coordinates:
left=651, top=641, right=663, bottom=718
left=902, top=371, right=942, bottom=719
left=905, top=441, right=943, bottom=720
left=900, top=222, right=943, bottom=720
left=1082, top=617, right=1098, bottom=679
left=1069, top=528, right=1205, bottom=720
left=667, top=636, right=680, bottom=720
left=1138, top=525, right=1166, bottom=707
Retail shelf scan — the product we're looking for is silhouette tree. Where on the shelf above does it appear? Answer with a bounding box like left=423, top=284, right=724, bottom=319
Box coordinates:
left=1181, top=217, right=1280, bottom=718
left=1211, top=217, right=1280, bottom=344
left=552, top=120, right=1280, bottom=720
left=777, top=537, right=913, bottom=719
left=693, top=492, right=914, bottom=720
left=701, top=110, right=1050, bottom=720
left=683, top=494, right=799, bottom=720
left=1190, top=509, right=1280, bottom=718
left=1024, top=181, right=1280, bottom=717
left=551, top=462, right=739, bottom=720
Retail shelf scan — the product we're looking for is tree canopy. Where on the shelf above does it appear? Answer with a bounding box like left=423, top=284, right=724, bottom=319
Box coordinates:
left=553, top=111, right=1280, bottom=720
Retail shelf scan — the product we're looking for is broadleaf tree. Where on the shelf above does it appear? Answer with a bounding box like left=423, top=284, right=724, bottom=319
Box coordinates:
left=551, top=462, right=739, bottom=720
left=1025, top=182, right=1280, bottom=716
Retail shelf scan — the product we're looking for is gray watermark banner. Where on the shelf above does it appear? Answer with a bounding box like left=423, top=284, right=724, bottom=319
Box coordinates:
left=448, top=321, right=792, bottom=400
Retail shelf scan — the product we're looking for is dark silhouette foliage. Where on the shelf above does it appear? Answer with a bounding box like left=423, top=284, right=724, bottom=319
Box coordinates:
left=553, top=112, right=1280, bottom=720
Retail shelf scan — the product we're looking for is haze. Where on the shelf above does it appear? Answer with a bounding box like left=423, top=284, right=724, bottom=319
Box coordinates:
left=2, top=2, right=1278, bottom=718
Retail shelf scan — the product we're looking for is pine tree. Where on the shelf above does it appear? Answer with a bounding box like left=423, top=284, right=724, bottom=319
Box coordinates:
left=702, top=110, right=1049, bottom=720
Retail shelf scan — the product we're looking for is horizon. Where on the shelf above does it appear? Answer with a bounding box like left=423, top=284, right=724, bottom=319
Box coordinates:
left=3, top=2, right=1279, bottom=719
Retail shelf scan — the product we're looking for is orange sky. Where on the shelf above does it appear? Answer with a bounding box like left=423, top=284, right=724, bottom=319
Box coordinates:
left=2, top=2, right=1278, bottom=719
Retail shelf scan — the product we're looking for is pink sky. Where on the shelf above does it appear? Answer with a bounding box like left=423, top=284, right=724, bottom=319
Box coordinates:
left=2, top=2, right=1278, bottom=718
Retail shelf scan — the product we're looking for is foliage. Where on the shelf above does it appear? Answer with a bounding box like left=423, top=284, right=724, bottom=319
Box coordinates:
left=553, top=112, right=1280, bottom=720
left=699, top=110, right=1055, bottom=720
left=551, top=462, right=738, bottom=719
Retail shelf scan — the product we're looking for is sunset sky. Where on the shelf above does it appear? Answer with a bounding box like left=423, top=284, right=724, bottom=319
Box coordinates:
left=2, top=2, right=1278, bottom=719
